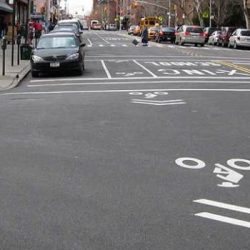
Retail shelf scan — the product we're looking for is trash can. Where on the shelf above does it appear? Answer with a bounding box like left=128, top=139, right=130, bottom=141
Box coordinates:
left=20, top=44, right=32, bottom=60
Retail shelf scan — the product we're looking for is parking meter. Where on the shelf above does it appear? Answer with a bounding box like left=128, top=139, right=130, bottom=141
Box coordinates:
left=17, top=34, right=21, bottom=65
left=1, top=36, right=7, bottom=50
left=1, top=36, right=7, bottom=75
left=17, top=34, right=21, bottom=45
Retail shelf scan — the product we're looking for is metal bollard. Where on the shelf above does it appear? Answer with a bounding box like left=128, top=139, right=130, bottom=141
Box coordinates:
left=17, top=34, right=21, bottom=65
left=1, top=36, right=7, bottom=76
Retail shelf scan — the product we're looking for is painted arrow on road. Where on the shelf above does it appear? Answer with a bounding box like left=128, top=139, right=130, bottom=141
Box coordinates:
left=131, top=99, right=186, bottom=106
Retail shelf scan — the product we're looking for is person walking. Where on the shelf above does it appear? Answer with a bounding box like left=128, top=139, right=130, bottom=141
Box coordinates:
left=141, top=26, right=148, bottom=46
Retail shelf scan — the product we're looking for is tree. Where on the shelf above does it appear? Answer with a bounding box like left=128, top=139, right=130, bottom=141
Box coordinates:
left=243, top=0, right=250, bottom=28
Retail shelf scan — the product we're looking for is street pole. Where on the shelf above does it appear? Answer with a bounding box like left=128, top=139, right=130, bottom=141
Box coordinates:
left=11, top=0, right=16, bottom=66
left=209, top=0, right=212, bottom=27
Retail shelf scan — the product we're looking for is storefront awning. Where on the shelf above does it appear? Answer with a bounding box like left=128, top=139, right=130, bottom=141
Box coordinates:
left=0, top=2, right=13, bottom=13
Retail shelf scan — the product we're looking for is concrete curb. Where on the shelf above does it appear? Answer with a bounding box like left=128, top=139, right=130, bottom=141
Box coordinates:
left=0, top=63, right=30, bottom=92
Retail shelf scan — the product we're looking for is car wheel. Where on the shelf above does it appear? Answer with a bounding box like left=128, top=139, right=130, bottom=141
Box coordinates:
left=31, top=71, right=39, bottom=77
left=194, top=43, right=198, bottom=47
left=200, top=43, right=204, bottom=47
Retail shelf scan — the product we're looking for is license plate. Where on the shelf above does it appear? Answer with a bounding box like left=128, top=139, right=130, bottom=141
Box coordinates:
left=50, top=62, right=60, bottom=67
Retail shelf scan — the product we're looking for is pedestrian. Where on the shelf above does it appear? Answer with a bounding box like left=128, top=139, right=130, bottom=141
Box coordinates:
left=34, top=20, right=42, bottom=39
left=141, top=26, right=148, bottom=46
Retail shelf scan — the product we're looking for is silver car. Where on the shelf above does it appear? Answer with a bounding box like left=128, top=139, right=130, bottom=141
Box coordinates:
left=207, top=30, right=222, bottom=45
left=228, top=28, right=250, bottom=49
left=175, top=25, right=205, bottom=46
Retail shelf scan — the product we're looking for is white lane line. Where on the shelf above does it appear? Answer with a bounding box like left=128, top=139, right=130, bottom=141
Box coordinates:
left=195, top=212, right=250, bottom=228
left=3, top=89, right=250, bottom=96
left=133, top=60, right=158, bottom=78
left=27, top=80, right=250, bottom=88
left=99, top=44, right=104, bottom=47
left=194, top=199, right=250, bottom=214
left=29, top=76, right=250, bottom=83
left=87, top=39, right=93, bottom=47
left=95, top=33, right=110, bottom=44
left=122, top=44, right=128, bottom=47
left=86, top=55, right=250, bottom=60
left=101, top=60, right=112, bottom=79
left=110, top=44, right=116, bottom=47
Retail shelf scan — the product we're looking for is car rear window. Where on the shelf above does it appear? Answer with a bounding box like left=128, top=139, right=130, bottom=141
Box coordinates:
left=186, top=27, right=203, bottom=33
left=241, top=30, right=250, bottom=36
left=37, top=36, right=77, bottom=49
left=60, top=21, right=80, bottom=29
left=162, top=27, right=175, bottom=32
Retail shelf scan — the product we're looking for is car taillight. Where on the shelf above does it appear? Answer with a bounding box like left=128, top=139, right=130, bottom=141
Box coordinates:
left=185, top=32, right=190, bottom=36
left=200, top=32, right=204, bottom=36
left=160, top=31, right=163, bottom=35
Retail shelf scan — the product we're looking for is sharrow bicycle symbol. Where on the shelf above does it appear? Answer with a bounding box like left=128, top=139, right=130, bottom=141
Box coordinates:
left=175, top=157, right=250, bottom=188
left=129, top=91, right=186, bottom=106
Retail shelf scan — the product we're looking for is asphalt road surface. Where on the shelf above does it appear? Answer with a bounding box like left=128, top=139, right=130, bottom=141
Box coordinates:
left=0, top=30, right=250, bottom=250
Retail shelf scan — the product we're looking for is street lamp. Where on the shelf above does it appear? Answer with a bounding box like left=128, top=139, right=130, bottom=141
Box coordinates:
left=168, top=0, right=171, bottom=26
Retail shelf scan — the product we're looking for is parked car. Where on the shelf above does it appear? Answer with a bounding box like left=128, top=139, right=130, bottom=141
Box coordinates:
left=133, top=25, right=141, bottom=36
left=128, top=25, right=136, bottom=35
left=57, top=19, right=84, bottom=33
left=148, top=26, right=160, bottom=40
left=31, top=32, right=86, bottom=77
left=207, top=30, right=222, bottom=45
left=175, top=25, right=205, bottom=46
left=106, top=23, right=117, bottom=31
left=203, top=27, right=218, bottom=43
left=154, top=26, right=175, bottom=43
left=228, top=28, right=250, bottom=49
left=217, top=26, right=236, bottom=47
left=51, top=24, right=82, bottom=40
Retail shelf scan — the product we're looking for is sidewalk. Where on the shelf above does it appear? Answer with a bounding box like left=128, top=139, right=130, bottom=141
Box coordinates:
left=0, top=41, right=30, bottom=91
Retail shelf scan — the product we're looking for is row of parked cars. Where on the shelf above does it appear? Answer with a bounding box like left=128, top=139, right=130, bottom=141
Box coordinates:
left=128, top=25, right=250, bottom=49
left=31, top=19, right=86, bottom=77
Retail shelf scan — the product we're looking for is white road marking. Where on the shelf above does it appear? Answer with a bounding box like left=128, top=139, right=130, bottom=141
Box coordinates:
left=122, top=44, right=128, bottom=47
left=133, top=60, right=158, bottom=78
left=99, top=44, right=104, bottom=47
left=195, top=212, right=250, bottom=228
left=131, top=100, right=186, bottom=105
left=87, top=39, right=93, bottom=47
left=101, top=60, right=112, bottom=79
left=29, top=77, right=250, bottom=83
left=3, top=88, right=250, bottom=96
left=110, top=44, right=116, bottom=47
left=95, top=33, right=110, bottom=44
left=194, top=199, right=250, bottom=214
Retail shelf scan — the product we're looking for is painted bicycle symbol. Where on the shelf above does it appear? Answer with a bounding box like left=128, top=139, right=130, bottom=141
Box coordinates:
left=175, top=157, right=250, bottom=188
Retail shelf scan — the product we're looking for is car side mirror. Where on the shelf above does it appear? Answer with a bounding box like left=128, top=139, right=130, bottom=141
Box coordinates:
left=80, top=42, right=86, bottom=47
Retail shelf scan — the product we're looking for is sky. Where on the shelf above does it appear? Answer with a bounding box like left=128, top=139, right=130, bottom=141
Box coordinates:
left=67, top=0, right=93, bottom=16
